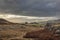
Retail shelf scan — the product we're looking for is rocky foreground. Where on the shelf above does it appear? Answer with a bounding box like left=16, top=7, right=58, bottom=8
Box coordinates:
left=24, top=29, right=60, bottom=40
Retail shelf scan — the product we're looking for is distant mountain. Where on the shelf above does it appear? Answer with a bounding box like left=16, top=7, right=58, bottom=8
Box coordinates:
left=47, top=19, right=60, bottom=24
left=0, top=18, right=14, bottom=24
left=53, top=19, right=60, bottom=23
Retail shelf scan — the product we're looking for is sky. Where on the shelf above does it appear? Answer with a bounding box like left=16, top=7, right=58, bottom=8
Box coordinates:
left=0, top=0, right=58, bottom=17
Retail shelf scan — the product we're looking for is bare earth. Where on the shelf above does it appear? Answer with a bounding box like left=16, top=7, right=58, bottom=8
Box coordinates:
left=0, top=24, right=43, bottom=40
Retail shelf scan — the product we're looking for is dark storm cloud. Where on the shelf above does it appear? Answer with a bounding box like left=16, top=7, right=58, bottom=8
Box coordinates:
left=0, top=0, right=59, bottom=17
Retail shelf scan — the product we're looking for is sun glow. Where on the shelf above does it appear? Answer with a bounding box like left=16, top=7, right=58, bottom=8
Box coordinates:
left=0, top=14, right=58, bottom=20
left=0, top=14, right=58, bottom=23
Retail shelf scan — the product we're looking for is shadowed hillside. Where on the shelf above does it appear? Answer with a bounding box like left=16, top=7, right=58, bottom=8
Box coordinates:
left=0, top=18, right=18, bottom=25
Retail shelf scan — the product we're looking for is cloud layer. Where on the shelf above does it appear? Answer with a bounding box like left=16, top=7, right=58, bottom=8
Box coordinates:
left=0, top=0, right=59, bottom=17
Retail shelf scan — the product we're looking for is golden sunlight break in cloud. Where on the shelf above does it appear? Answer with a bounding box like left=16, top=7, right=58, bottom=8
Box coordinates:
left=0, top=14, right=58, bottom=20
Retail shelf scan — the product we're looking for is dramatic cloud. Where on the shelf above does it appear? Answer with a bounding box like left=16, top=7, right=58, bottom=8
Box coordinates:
left=0, top=0, right=59, bottom=17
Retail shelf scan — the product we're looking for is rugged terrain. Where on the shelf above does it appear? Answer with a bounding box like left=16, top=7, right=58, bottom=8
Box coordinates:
left=0, top=23, right=43, bottom=40
left=0, top=19, right=60, bottom=40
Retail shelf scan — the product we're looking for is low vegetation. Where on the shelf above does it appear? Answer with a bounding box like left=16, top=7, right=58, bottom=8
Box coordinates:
left=0, top=22, right=59, bottom=40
